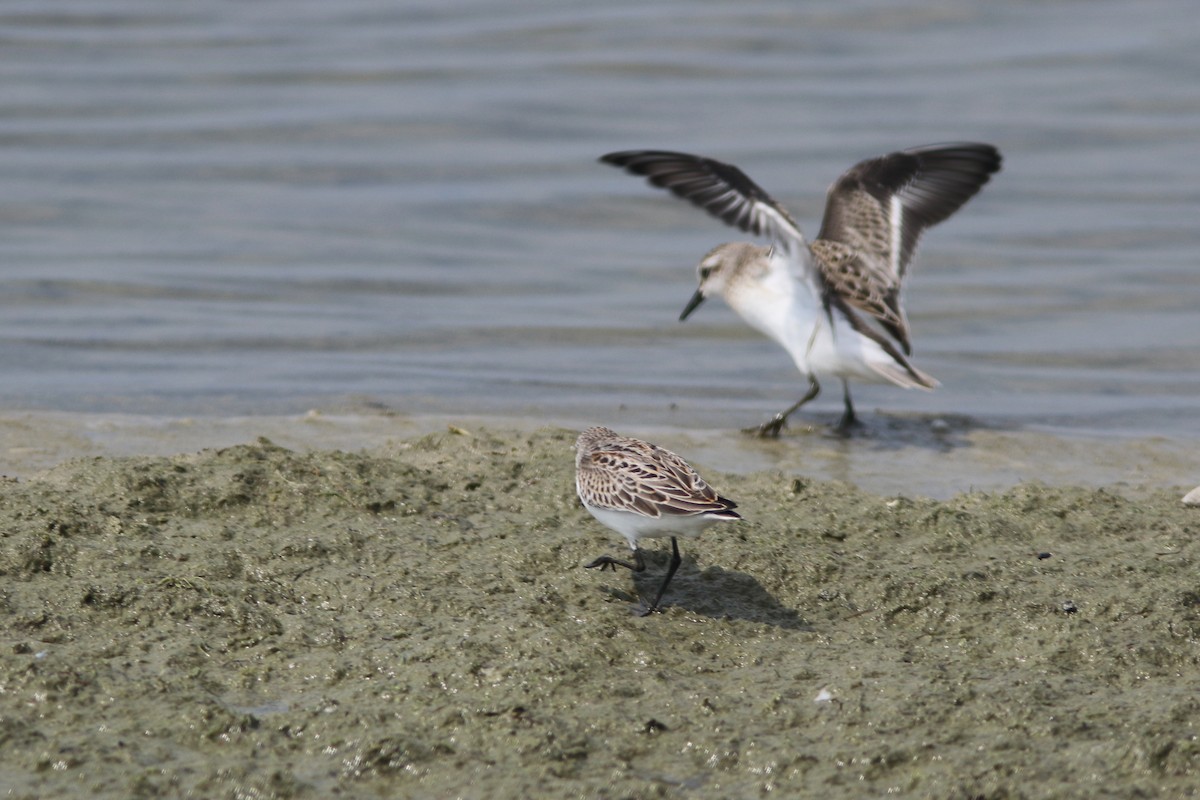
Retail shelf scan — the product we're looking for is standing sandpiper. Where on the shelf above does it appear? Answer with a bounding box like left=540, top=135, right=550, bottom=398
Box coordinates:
left=574, top=426, right=741, bottom=615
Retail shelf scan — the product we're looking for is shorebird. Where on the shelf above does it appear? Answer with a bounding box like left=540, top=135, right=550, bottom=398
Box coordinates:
left=601, top=143, right=1001, bottom=435
left=574, top=426, right=740, bottom=615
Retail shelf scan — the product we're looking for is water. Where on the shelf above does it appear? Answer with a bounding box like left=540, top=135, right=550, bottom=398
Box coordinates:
left=1, top=1, right=1198, bottom=460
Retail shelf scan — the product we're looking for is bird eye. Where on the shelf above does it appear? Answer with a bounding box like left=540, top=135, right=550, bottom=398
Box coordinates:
left=699, top=267, right=713, bottom=280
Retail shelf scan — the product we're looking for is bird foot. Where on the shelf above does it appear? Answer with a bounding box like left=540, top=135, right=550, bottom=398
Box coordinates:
left=585, top=554, right=640, bottom=572
left=833, top=413, right=861, bottom=436
left=635, top=602, right=661, bottom=617
left=745, top=415, right=787, bottom=438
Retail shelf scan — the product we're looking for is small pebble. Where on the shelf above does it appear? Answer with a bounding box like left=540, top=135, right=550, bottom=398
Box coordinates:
left=1037, top=552, right=1052, bottom=560
left=1061, top=600, right=1078, bottom=614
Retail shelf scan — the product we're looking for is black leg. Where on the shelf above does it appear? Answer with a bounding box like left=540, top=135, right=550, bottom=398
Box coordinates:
left=747, top=376, right=821, bottom=438
left=641, top=537, right=683, bottom=615
left=585, top=547, right=646, bottom=573
left=835, top=379, right=860, bottom=433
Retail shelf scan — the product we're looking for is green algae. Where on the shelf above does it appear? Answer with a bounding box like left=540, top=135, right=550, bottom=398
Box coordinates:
left=0, top=428, right=1197, bottom=799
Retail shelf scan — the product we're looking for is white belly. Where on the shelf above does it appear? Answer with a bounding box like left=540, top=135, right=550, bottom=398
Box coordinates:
left=802, top=312, right=901, bottom=385
left=729, top=273, right=895, bottom=385
left=585, top=504, right=721, bottom=550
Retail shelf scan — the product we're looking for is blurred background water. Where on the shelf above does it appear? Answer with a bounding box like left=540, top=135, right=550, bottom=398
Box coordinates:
left=1, top=0, right=1197, bottom=446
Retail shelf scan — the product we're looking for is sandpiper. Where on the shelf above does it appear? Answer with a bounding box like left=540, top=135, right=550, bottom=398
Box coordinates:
left=601, top=143, right=1001, bottom=434
left=574, top=426, right=740, bottom=615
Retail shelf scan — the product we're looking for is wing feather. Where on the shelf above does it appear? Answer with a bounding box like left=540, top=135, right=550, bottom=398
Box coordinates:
left=600, top=150, right=806, bottom=253
left=814, top=142, right=1001, bottom=352
left=580, top=441, right=739, bottom=518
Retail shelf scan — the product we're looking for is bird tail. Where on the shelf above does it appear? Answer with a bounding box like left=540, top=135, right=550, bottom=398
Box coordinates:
left=868, top=358, right=939, bottom=390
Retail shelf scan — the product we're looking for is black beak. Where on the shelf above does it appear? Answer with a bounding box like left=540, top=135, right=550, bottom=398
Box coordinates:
left=679, top=288, right=706, bottom=321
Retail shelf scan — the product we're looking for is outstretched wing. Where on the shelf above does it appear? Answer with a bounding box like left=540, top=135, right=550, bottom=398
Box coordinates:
left=813, top=142, right=1001, bottom=352
left=600, top=150, right=806, bottom=253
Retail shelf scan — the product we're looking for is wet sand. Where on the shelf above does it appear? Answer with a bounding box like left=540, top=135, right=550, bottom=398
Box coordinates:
left=2, top=421, right=1199, bottom=798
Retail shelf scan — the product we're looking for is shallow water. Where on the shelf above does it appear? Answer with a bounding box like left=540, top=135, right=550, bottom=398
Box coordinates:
left=1, top=0, right=1197, bottom=444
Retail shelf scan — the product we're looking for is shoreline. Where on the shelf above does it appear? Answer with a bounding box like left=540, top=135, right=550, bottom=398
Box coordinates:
left=2, top=407, right=1196, bottom=499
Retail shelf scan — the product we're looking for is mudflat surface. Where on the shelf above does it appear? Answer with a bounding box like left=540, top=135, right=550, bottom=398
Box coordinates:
left=2, top=426, right=1199, bottom=798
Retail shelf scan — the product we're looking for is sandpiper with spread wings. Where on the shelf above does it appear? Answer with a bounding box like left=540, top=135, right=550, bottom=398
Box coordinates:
left=575, top=426, right=741, bottom=615
left=601, top=143, right=1001, bottom=435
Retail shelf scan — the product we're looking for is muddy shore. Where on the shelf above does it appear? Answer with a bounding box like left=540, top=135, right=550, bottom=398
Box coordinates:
left=2, top=424, right=1199, bottom=798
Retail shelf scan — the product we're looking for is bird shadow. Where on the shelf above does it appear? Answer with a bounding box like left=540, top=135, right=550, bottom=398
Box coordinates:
left=596, top=549, right=811, bottom=630
left=780, top=410, right=1017, bottom=453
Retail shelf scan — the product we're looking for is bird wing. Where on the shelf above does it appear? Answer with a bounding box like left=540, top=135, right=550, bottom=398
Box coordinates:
left=580, top=441, right=739, bottom=518
left=600, top=150, right=807, bottom=254
left=813, top=142, right=1001, bottom=352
